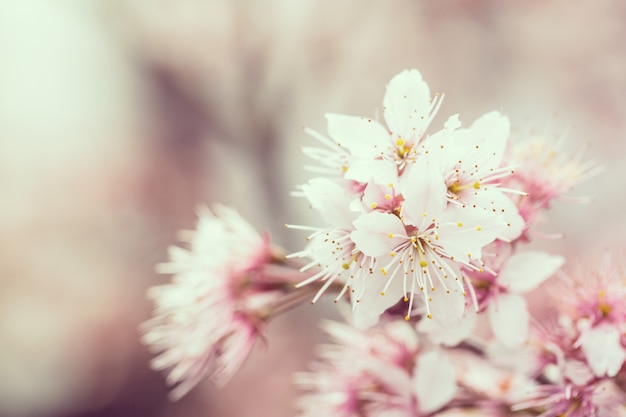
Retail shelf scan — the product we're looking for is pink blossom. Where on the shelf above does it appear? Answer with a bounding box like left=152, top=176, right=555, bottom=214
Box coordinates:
left=294, top=320, right=457, bottom=417
left=141, top=205, right=293, bottom=400
left=558, top=253, right=626, bottom=377
left=504, top=136, right=602, bottom=240
left=465, top=248, right=564, bottom=348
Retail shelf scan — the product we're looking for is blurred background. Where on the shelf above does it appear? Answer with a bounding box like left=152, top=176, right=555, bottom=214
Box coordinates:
left=0, top=0, right=625, bottom=416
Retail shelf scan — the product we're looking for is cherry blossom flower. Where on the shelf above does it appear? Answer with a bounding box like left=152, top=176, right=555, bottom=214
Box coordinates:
left=302, top=69, right=443, bottom=186
left=557, top=253, right=626, bottom=378
left=513, top=380, right=626, bottom=417
left=350, top=158, right=506, bottom=326
left=142, top=205, right=307, bottom=400
left=423, top=111, right=526, bottom=241
left=467, top=249, right=564, bottom=347
left=504, top=136, right=602, bottom=239
left=294, top=320, right=457, bottom=417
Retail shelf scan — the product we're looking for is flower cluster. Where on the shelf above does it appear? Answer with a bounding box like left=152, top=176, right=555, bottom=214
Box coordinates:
left=295, top=320, right=457, bottom=417
left=141, top=205, right=315, bottom=400
left=289, top=69, right=575, bottom=336
left=141, top=68, right=613, bottom=415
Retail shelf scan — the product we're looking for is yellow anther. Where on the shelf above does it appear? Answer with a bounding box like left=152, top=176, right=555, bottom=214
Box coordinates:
left=420, top=260, right=428, bottom=267
left=404, top=315, right=411, bottom=321
left=388, top=232, right=394, bottom=238
left=599, top=302, right=611, bottom=317
left=371, top=202, right=378, bottom=209
left=341, top=165, right=348, bottom=173
left=342, top=263, right=350, bottom=270
left=476, top=226, right=482, bottom=231
left=457, top=222, right=463, bottom=227
left=427, top=314, right=433, bottom=319
left=396, top=139, right=405, bottom=147
left=404, top=296, right=409, bottom=302
left=388, top=183, right=394, bottom=188
left=422, top=212, right=427, bottom=217
left=381, top=268, right=388, bottom=275
left=390, top=251, right=396, bottom=257
left=380, top=291, right=385, bottom=296
left=384, top=194, right=392, bottom=200
left=473, top=181, right=481, bottom=189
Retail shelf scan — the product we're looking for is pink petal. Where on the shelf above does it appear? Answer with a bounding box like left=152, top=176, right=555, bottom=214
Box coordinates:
left=488, top=293, right=529, bottom=348
left=351, top=212, right=406, bottom=257
left=414, top=350, right=457, bottom=413
left=498, top=251, right=564, bottom=293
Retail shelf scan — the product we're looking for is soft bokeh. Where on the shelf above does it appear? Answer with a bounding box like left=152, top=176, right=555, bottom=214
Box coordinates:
left=0, top=1, right=624, bottom=416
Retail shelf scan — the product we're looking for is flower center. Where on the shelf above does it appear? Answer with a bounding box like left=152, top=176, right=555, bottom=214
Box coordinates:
left=448, top=180, right=481, bottom=195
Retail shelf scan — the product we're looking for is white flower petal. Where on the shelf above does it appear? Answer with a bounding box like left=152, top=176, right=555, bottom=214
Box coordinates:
left=325, top=113, right=389, bottom=158
left=428, top=287, right=466, bottom=329
left=498, top=251, right=564, bottom=293
left=414, top=350, right=457, bottom=414
left=301, top=177, right=357, bottom=228
left=351, top=271, right=405, bottom=329
left=452, top=111, right=510, bottom=173
left=400, top=157, right=447, bottom=225
left=351, top=212, right=406, bottom=257
left=437, top=205, right=505, bottom=261
left=488, top=293, right=529, bottom=348
left=418, top=306, right=476, bottom=347
left=486, top=190, right=525, bottom=241
left=382, top=69, right=433, bottom=141
left=344, top=159, right=398, bottom=185
left=579, top=324, right=626, bottom=377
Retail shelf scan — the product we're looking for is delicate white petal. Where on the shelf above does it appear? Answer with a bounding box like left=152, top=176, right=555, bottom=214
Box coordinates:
left=418, top=306, right=476, bottom=347
left=301, top=177, right=357, bottom=228
left=382, top=69, right=433, bottom=140
left=437, top=205, right=505, bottom=261
left=400, top=157, right=447, bottom=225
left=498, top=251, right=564, bottom=293
left=351, top=212, right=406, bottom=257
left=325, top=113, right=389, bottom=158
left=579, top=324, right=626, bottom=377
left=414, top=350, right=457, bottom=413
left=485, top=190, right=525, bottom=241
left=488, top=293, right=529, bottom=348
left=344, top=159, right=398, bottom=185
left=428, top=287, right=466, bottom=328
left=351, top=271, right=405, bottom=329
left=451, top=111, right=510, bottom=173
